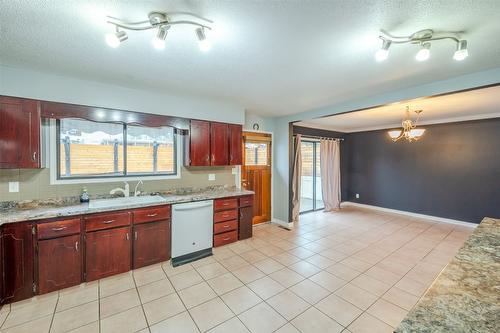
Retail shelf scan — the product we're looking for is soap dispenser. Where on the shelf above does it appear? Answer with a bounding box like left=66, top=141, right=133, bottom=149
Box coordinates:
left=80, top=186, right=90, bottom=203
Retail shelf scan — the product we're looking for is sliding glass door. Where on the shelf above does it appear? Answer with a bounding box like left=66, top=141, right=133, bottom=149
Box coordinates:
left=300, top=140, right=324, bottom=213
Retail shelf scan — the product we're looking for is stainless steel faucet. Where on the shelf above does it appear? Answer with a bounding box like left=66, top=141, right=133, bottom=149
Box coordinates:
left=134, top=180, right=144, bottom=197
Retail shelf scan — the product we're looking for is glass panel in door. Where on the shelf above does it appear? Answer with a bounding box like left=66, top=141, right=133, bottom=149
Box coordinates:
left=300, top=141, right=314, bottom=213
left=315, top=143, right=324, bottom=210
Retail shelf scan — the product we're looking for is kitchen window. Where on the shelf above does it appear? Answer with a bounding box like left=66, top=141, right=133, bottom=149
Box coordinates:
left=55, top=118, right=177, bottom=181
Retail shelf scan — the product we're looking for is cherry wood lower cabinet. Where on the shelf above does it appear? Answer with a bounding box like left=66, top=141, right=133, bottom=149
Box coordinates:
left=85, top=226, right=132, bottom=281
left=239, top=206, right=253, bottom=240
left=0, top=222, right=34, bottom=303
left=37, top=234, right=81, bottom=294
left=213, top=195, right=254, bottom=247
left=133, top=220, right=170, bottom=269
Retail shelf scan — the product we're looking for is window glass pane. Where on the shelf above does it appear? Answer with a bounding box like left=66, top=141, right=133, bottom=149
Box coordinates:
left=59, top=119, right=124, bottom=177
left=300, top=141, right=314, bottom=212
left=315, top=142, right=324, bottom=210
left=244, top=142, right=268, bottom=166
left=126, top=125, right=175, bottom=174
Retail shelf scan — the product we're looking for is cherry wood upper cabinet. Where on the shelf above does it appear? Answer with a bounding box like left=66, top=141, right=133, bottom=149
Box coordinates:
left=187, top=120, right=211, bottom=166
left=0, top=96, right=41, bottom=169
left=228, top=124, right=243, bottom=165
left=133, top=220, right=170, bottom=269
left=1, top=222, right=34, bottom=303
left=210, top=122, right=229, bottom=166
left=85, top=226, right=131, bottom=281
left=37, top=234, right=81, bottom=294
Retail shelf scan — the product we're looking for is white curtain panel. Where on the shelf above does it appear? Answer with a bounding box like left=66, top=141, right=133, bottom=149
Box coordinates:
left=320, top=139, right=341, bottom=211
left=291, top=134, right=302, bottom=222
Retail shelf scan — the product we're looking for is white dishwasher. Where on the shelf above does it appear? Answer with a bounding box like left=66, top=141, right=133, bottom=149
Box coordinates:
left=171, top=200, right=214, bottom=266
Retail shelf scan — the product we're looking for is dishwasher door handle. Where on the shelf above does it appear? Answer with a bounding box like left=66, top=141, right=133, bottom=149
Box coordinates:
left=173, top=202, right=213, bottom=211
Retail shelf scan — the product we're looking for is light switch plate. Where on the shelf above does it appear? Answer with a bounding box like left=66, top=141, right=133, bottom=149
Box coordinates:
left=355, top=193, right=360, bottom=199
left=9, top=181, right=19, bottom=193
left=208, top=174, right=216, bottom=181
left=231, top=168, right=237, bottom=175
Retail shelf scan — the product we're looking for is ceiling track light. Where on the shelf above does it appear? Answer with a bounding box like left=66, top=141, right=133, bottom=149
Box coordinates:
left=105, top=11, right=213, bottom=51
left=375, top=29, right=468, bottom=62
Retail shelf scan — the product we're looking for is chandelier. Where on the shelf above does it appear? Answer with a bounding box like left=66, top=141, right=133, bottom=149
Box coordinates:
left=388, top=107, right=426, bottom=142
left=104, top=11, right=213, bottom=51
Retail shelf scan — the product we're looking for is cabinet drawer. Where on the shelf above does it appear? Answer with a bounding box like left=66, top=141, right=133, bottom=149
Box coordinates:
left=85, top=211, right=131, bottom=232
left=37, top=218, right=81, bottom=240
left=239, top=195, right=253, bottom=207
left=214, top=198, right=238, bottom=211
left=213, top=230, right=238, bottom=247
left=214, top=209, right=238, bottom=223
left=133, top=205, right=171, bottom=224
left=214, top=220, right=238, bottom=235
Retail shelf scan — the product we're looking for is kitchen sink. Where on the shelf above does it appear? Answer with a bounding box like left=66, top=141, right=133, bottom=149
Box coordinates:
left=88, top=195, right=166, bottom=209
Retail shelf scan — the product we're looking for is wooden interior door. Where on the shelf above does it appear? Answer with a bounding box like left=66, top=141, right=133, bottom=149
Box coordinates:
left=241, top=132, right=271, bottom=224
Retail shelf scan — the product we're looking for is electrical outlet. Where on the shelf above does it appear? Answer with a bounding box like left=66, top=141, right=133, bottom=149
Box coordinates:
left=355, top=193, right=360, bottom=199
left=231, top=167, right=237, bottom=175
left=9, top=181, right=19, bottom=193
left=208, top=173, right=216, bottom=181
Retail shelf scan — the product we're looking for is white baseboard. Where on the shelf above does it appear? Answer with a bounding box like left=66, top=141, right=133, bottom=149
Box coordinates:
left=341, top=201, right=477, bottom=228
left=271, top=218, right=294, bottom=230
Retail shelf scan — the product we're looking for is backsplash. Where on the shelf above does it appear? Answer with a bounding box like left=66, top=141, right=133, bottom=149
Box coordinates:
left=0, top=167, right=236, bottom=202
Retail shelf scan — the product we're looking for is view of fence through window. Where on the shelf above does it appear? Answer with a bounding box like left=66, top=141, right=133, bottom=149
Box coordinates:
left=59, top=119, right=175, bottom=178
left=300, top=140, right=324, bottom=212
left=244, top=142, right=268, bottom=165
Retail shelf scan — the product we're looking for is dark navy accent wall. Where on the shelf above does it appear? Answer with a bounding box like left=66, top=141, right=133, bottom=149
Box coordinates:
left=343, top=118, right=500, bottom=223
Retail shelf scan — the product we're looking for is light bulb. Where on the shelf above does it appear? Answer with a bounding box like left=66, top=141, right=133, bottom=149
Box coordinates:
left=196, top=27, right=211, bottom=52
left=375, top=39, right=391, bottom=62
left=199, top=39, right=211, bottom=52
left=453, top=40, right=468, bottom=61
left=105, top=30, right=127, bottom=48
left=152, top=26, right=168, bottom=50
left=415, top=43, right=431, bottom=61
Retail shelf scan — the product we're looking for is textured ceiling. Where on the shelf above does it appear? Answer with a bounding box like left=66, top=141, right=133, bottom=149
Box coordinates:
left=1, top=1, right=500, bottom=116
left=295, top=85, right=500, bottom=132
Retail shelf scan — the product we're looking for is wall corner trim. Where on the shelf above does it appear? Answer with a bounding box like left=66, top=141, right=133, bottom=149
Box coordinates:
left=271, top=218, right=294, bottom=230
left=340, top=201, right=478, bottom=228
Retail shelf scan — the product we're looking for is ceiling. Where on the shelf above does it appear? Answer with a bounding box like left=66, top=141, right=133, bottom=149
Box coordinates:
left=1, top=1, right=500, bottom=117
left=295, top=85, right=500, bottom=132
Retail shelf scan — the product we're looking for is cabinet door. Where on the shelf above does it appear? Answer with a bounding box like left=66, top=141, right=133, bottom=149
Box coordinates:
left=228, top=124, right=242, bottom=165
left=38, top=234, right=81, bottom=294
left=0, top=97, right=40, bottom=169
left=85, top=227, right=131, bottom=281
left=1, top=222, right=34, bottom=303
left=239, top=206, right=253, bottom=240
left=189, top=120, right=211, bottom=166
left=210, top=122, right=229, bottom=166
left=133, top=221, right=170, bottom=269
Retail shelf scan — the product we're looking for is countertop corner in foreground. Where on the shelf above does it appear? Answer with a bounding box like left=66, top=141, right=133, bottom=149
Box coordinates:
left=395, top=217, right=500, bottom=333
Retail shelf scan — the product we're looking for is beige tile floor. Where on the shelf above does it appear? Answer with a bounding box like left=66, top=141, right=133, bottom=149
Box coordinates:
left=0, top=207, right=474, bottom=333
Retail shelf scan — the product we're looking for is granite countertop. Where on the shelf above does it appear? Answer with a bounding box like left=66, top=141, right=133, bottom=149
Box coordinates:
left=0, top=187, right=254, bottom=225
left=395, top=217, right=500, bottom=333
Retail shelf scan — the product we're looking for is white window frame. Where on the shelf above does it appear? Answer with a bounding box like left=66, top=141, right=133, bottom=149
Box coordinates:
left=48, top=119, right=181, bottom=185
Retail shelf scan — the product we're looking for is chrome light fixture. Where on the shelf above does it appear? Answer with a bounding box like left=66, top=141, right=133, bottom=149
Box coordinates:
left=376, top=29, right=468, bottom=62
left=388, top=106, right=426, bottom=142
left=105, top=11, right=213, bottom=51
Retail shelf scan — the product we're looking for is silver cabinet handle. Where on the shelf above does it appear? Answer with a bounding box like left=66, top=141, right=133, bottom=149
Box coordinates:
left=147, top=213, right=158, bottom=217
left=126, top=233, right=129, bottom=240
left=134, top=232, right=138, bottom=240
left=223, top=237, right=230, bottom=241
left=32, top=151, right=37, bottom=161
left=102, top=220, right=115, bottom=224
left=75, top=241, right=79, bottom=251
left=223, top=225, right=230, bottom=228
left=52, top=226, right=67, bottom=231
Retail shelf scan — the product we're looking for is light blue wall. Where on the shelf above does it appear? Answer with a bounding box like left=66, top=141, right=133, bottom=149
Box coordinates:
left=0, top=65, right=245, bottom=124
left=271, top=67, right=500, bottom=222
